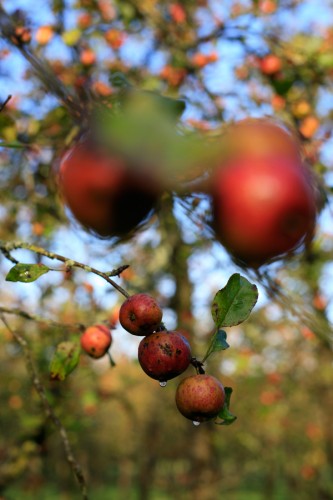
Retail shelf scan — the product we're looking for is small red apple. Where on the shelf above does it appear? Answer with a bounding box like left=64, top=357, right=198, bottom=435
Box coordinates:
left=176, top=374, right=225, bottom=422
left=212, top=155, right=317, bottom=266
left=80, top=324, right=112, bottom=358
left=138, top=330, right=191, bottom=382
left=119, top=293, right=163, bottom=336
left=260, top=54, right=282, bottom=75
left=57, top=138, right=159, bottom=237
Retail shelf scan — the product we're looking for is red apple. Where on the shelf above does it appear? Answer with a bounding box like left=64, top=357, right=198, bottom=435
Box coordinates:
left=212, top=154, right=317, bottom=266
left=260, top=54, right=282, bottom=75
left=119, top=293, right=163, bottom=336
left=57, top=139, right=159, bottom=237
left=220, top=119, right=302, bottom=163
left=80, top=324, right=112, bottom=358
left=138, top=330, right=191, bottom=382
left=175, top=374, right=225, bottom=422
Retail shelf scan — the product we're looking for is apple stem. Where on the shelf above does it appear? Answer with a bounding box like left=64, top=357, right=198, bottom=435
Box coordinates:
left=190, top=357, right=205, bottom=374
left=156, top=322, right=168, bottom=332
left=108, top=351, right=116, bottom=367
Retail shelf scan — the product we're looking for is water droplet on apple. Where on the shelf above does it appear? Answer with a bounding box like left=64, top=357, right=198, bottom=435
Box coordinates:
left=192, top=421, right=200, bottom=426
left=159, top=381, right=167, bottom=387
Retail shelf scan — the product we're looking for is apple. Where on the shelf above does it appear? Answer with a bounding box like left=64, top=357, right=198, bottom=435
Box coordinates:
left=119, top=293, right=163, bottom=336
left=80, top=324, right=112, bottom=358
left=175, top=374, right=225, bottom=422
left=212, top=154, right=317, bottom=266
left=220, top=119, right=302, bottom=163
left=260, top=54, right=282, bottom=75
left=138, top=330, right=191, bottom=382
left=57, top=138, right=159, bottom=237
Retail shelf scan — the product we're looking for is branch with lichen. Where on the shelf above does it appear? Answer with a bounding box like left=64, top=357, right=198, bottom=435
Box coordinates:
left=0, top=313, right=89, bottom=500
left=0, top=240, right=130, bottom=298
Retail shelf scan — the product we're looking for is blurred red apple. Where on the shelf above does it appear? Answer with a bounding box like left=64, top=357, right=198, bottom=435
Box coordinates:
left=260, top=54, right=282, bottom=75
left=212, top=154, right=317, bottom=266
left=81, top=324, right=112, bottom=358
left=57, top=139, right=160, bottom=237
left=220, top=118, right=302, bottom=162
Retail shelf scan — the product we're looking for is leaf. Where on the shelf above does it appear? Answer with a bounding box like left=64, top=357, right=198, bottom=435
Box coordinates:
left=62, top=28, right=82, bottom=46
left=49, top=341, right=81, bottom=381
left=142, top=91, right=186, bottom=119
left=6, top=263, right=50, bottom=283
left=202, top=329, right=230, bottom=363
left=270, top=77, right=294, bottom=96
left=210, top=329, right=230, bottom=352
left=109, top=72, right=132, bottom=89
left=211, top=273, right=258, bottom=328
left=215, top=387, right=237, bottom=426
left=318, top=52, right=333, bottom=69
left=0, top=141, right=26, bottom=149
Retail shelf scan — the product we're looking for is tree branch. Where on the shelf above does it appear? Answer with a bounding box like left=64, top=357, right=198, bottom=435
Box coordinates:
left=0, top=306, right=85, bottom=332
left=0, top=240, right=130, bottom=298
left=0, top=5, right=84, bottom=122
left=0, top=94, right=12, bottom=112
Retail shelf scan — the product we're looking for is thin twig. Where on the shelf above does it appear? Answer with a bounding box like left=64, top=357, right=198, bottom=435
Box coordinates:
left=0, top=246, right=18, bottom=263
left=0, top=306, right=85, bottom=332
left=0, top=314, right=89, bottom=500
left=0, top=240, right=130, bottom=298
left=0, top=94, right=12, bottom=112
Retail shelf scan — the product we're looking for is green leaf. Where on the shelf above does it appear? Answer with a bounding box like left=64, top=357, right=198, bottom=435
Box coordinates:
left=202, top=329, right=230, bottom=363
left=49, top=341, right=81, bottom=381
left=109, top=71, right=132, bottom=90
left=62, top=28, right=82, bottom=46
left=0, top=141, right=26, bottom=149
left=142, top=91, right=186, bottom=119
left=211, top=273, right=258, bottom=328
left=216, top=387, right=237, bottom=426
left=318, top=52, right=333, bottom=69
left=6, top=263, right=50, bottom=283
left=210, top=329, right=230, bottom=352
left=270, top=77, right=294, bottom=96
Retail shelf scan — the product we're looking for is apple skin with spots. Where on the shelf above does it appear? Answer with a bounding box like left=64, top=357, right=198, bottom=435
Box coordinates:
left=80, top=324, right=112, bottom=358
left=138, top=330, right=191, bottom=381
left=119, top=293, right=163, bottom=336
left=176, top=374, right=225, bottom=422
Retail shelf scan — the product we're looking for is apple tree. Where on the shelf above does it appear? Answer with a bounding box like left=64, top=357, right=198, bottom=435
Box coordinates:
left=0, top=1, right=332, bottom=499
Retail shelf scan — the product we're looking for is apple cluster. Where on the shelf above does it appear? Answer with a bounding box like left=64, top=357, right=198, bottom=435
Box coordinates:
left=80, top=293, right=226, bottom=424
left=57, top=118, right=318, bottom=268
left=119, top=293, right=225, bottom=423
